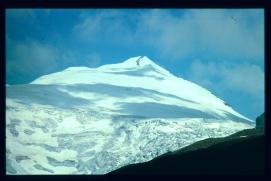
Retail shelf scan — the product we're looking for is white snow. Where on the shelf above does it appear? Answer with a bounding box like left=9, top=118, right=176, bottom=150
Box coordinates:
left=6, top=56, right=254, bottom=175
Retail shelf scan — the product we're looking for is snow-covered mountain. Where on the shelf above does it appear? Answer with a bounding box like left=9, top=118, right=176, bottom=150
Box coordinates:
left=6, top=56, right=254, bottom=174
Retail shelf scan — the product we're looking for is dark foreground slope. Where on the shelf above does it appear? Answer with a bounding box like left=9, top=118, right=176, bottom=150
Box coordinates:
left=109, top=129, right=264, bottom=175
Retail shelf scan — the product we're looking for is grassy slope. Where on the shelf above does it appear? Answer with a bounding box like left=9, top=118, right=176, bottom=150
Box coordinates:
left=109, top=128, right=264, bottom=175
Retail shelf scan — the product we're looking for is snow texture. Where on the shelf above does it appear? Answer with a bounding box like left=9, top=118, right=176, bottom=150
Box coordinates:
left=6, top=56, right=254, bottom=174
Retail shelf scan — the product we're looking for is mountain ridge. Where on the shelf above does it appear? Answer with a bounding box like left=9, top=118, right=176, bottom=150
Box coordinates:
left=6, top=56, right=254, bottom=174
left=29, top=56, right=252, bottom=122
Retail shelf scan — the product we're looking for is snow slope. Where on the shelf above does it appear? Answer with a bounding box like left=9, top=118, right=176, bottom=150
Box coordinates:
left=6, top=56, right=254, bottom=174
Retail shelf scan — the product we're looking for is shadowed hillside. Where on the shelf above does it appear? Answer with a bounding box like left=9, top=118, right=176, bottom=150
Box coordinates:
left=109, top=128, right=264, bottom=175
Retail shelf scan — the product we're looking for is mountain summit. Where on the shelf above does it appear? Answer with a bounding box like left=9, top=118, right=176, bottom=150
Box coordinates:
left=6, top=56, right=253, bottom=174
left=30, top=56, right=250, bottom=122
left=30, top=56, right=173, bottom=84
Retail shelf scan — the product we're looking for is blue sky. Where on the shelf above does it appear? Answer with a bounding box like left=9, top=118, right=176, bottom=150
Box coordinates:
left=6, top=9, right=264, bottom=120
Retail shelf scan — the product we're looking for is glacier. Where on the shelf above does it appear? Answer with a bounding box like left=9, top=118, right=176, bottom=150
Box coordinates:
left=6, top=56, right=254, bottom=174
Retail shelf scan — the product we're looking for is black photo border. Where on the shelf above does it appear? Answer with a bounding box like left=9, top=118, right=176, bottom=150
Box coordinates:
left=1, top=0, right=270, bottom=181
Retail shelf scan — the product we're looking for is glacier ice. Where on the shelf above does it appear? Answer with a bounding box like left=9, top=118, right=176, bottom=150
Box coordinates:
left=6, top=56, right=254, bottom=174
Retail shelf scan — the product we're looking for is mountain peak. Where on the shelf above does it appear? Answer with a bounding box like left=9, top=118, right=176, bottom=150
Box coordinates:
left=124, top=56, right=154, bottom=66
left=60, top=56, right=155, bottom=73
left=8, top=55, right=253, bottom=175
left=112, top=56, right=156, bottom=69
